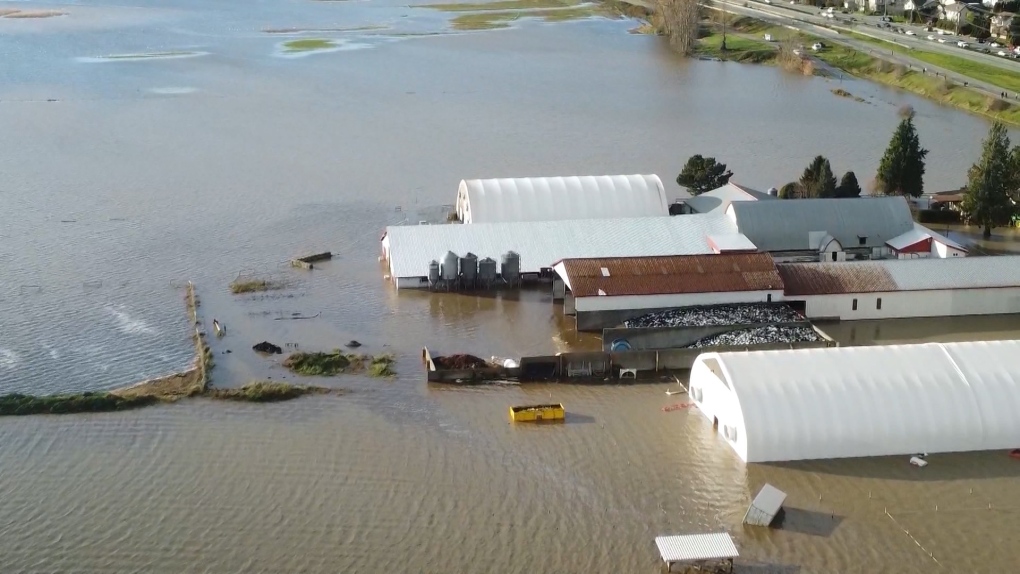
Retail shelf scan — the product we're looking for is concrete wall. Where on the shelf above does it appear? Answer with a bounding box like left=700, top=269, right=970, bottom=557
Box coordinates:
left=573, top=290, right=783, bottom=331
left=795, top=287, right=1020, bottom=321
left=601, top=321, right=815, bottom=351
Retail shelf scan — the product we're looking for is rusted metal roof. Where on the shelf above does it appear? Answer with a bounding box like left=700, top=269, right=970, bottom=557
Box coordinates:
left=777, top=262, right=898, bottom=295
left=555, top=253, right=784, bottom=297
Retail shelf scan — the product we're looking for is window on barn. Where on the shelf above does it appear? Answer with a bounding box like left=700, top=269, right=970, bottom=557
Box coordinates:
left=852, top=298, right=858, bottom=311
left=877, top=298, right=882, bottom=310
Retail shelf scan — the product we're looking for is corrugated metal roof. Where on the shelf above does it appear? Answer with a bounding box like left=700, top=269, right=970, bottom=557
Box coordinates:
left=556, top=253, right=783, bottom=297
left=707, top=233, right=758, bottom=252
left=777, top=261, right=898, bottom=295
left=455, top=174, right=668, bottom=224
left=684, top=182, right=774, bottom=214
left=729, top=196, right=914, bottom=251
left=779, top=256, right=1020, bottom=295
left=385, top=214, right=739, bottom=279
left=743, top=483, right=787, bottom=527
left=655, top=533, right=739, bottom=562
left=886, top=226, right=932, bottom=250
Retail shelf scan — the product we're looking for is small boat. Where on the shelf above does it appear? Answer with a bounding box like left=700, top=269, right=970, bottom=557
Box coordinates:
left=212, top=320, right=225, bottom=337
left=509, top=403, right=565, bottom=423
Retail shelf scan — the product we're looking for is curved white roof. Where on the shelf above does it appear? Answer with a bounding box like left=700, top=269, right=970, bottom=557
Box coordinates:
left=690, top=340, right=1020, bottom=462
left=455, top=174, right=668, bottom=224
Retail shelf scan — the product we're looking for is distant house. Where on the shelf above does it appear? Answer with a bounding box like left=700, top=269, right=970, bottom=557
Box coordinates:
left=885, top=223, right=968, bottom=259
left=992, top=12, right=1015, bottom=39
left=941, top=3, right=967, bottom=22
left=680, top=182, right=777, bottom=215
left=862, top=0, right=904, bottom=12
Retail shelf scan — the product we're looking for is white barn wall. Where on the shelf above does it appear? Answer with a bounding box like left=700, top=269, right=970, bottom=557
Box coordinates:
left=796, top=287, right=1020, bottom=320
left=934, top=240, right=967, bottom=258
left=689, top=358, right=749, bottom=461
left=573, top=290, right=783, bottom=313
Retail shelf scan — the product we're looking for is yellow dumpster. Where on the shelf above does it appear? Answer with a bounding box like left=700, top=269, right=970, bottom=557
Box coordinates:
left=509, top=403, right=565, bottom=422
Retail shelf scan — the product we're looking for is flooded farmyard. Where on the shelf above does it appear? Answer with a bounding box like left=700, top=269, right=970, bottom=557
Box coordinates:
left=2, top=0, right=1020, bottom=571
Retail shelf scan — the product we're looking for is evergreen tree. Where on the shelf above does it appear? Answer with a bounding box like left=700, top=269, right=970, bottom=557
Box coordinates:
left=876, top=111, right=928, bottom=197
left=799, top=156, right=838, bottom=198
left=962, top=122, right=1018, bottom=239
left=676, top=154, right=733, bottom=195
left=836, top=171, right=862, bottom=198
left=777, top=181, right=802, bottom=199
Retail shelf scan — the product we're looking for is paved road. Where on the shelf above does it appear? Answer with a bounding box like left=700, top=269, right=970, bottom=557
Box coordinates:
left=708, top=0, right=1020, bottom=97
left=721, top=0, right=1020, bottom=73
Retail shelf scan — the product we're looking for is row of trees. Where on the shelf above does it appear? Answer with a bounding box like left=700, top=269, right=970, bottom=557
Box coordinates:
left=962, top=123, right=1020, bottom=238
left=676, top=108, right=927, bottom=200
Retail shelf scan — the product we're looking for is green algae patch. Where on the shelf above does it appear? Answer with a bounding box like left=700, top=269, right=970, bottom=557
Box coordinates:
left=0, top=392, right=156, bottom=416
left=283, top=351, right=397, bottom=377
left=282, top=39, right=338, bottom=52
left=206, top=381, right=335, bottom=402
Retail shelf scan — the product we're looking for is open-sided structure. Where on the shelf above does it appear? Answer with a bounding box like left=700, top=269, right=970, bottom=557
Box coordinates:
left=454, top=174, right=668, bottom=224
left=690, top=340, right=1020, bottom=462
left=655, top=533, right=738, bottom=572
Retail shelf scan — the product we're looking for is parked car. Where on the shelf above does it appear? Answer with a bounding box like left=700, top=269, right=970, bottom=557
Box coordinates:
left=927, top=34, right=936, bottom=40
left=957, top=41, right=968, bottom=48
left=990, top=42, right=1001, bottom=48
left=906, top=30, right=916, bottom=35
left=937, top=37, right=947, bottom=43
left=998, top=50, right=1008, bottom=56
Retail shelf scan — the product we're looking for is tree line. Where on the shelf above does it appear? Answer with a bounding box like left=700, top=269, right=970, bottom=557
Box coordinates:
left=676, top=110, right=1020, bottom=238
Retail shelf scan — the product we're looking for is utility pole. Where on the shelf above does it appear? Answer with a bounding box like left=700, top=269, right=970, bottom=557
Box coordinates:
left=722, top=1, right=728, bottom=51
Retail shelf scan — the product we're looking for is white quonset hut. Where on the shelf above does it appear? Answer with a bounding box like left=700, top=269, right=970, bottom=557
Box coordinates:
left=454, top=174, right=668, bottom=224
left=381, top=213, right=743, bottom=289
left=777, top=255, right=1020, bottom=321
left=690, top=340, right=1020, bottom=463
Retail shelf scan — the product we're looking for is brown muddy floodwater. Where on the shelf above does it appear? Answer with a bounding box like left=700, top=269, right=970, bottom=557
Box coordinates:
left=2, top=0, right=1020, bottom=572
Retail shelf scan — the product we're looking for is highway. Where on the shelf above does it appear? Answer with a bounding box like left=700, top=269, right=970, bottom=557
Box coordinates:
left=713, top=0, right=1020, bottom=73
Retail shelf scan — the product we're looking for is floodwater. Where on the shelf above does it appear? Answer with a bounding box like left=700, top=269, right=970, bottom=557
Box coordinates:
left=3, top=0, right=1020, bottom=571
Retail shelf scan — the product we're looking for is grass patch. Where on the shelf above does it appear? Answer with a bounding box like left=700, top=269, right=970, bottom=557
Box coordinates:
left=206, top=381, right=333, bottom=402
left=282, top=39, right=337, bottom=52
left=283, top=351, right=397, bottom=377
left=448, top=7, right=595, bottom=29
left=229, top=278, right=286, bottom=294
left=0, top=392, right=156, bottom=416
left=696, top=30, right=777, bottom=63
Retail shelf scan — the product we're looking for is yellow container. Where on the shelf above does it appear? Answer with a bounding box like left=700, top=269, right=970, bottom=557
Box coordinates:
left=509, top=403, right=565, bottom=422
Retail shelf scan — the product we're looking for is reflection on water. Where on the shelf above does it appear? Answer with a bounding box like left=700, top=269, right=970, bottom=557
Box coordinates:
left=3, top=0, right=1020, bottom=571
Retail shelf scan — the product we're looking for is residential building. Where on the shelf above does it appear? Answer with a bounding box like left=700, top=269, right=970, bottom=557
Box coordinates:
left=992, top=12, right=1015, bottom=38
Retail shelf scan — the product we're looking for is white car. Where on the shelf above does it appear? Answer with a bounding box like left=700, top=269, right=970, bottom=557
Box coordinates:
left=991, top=42, right=1001, bottom=48
left=998, top=50, right=1008, bottom=57
left=937, top=38, right=947, bottom=43
left=927, top=34, right=936, bottom=41
left=957, top=41, right=968, bottom=48
left=906, top=30, right=916, bottom=35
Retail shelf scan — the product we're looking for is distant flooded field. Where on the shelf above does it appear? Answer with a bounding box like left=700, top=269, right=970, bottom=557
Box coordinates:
left=3, top=0, right=1020, bottom=571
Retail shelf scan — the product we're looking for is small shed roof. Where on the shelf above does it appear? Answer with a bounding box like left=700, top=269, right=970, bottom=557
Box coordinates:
left=778, top=255, right=1020, bottom=295
left=684, top=182, right=774, bottom=214
left=655, top=533, right=739, bottom=563
left=743, top=483, right=787, bottom=527
left=384, top=213, right=739, bottom=279
left=552, top=252, right=783, bottom=297
left=887, top=223, right=968, bottom=252
left=691, top=340, right=1020, bottom=462
left=707, top=233, right=759, bottom=253
left=455, top=174, right=668, bottom=224
left=728, top=196, right=914, bottom=251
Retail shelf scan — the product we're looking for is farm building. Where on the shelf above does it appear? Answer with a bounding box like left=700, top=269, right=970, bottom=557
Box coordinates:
left=454, top=174, right=669, bottom=224
left=551, top=253, right=785, bottom=330
left=725, top=196, right=916, bottom=261
left=777, top=256, right=1020, bottom=321
left=380, top=214, right=747, bottom=289
left=884, top=223, right=968, bottom=259
left=690, top=340, right=1020, bottom=462
left=680, top=182, right=777, bottom=214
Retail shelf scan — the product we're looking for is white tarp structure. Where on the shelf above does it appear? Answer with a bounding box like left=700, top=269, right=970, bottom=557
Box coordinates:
left=654, top=533, right=738, bottom=572
left=455, top=174, right=668, bottom=224
left=690, top=340, right=1020, bottom=463
left=743, top=483, right=787, bottom=527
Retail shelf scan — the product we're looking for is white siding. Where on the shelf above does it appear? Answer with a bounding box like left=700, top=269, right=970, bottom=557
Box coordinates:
left=690, top=340, right=1020, bottom=462
left=573, top=290, right=783, bottom=313
left=796, top=287, right=1020, bottom=320
left=934, top=240, right=967, bottom=258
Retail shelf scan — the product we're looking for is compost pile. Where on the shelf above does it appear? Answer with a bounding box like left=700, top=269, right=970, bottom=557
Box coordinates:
left=685, top=325, right=823, bottom=349
left=624, top=304, right=803, bottom=328
left=433, top=354, right=490, bottom=369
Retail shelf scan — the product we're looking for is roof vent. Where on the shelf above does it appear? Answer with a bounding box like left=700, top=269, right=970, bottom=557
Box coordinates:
left=600, top=267, right=610, bottom=277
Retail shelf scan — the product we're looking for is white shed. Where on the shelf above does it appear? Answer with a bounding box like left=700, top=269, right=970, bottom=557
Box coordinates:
left=454, top=174, right=668, bottom=224
left=690, top=340, right=1020, bottom=462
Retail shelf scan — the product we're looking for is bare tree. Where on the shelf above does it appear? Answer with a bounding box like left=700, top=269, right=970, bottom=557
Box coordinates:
left=657, top=0, right=700, bottom=55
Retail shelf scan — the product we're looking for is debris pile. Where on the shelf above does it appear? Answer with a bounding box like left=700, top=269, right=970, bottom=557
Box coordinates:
left=433, top=354, right=490, bottom=369
left=253, top=341, right=283, bottom=354
left=624, top=304, right=803, bottom=328
left=685, top=325, right=823, bottom=349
